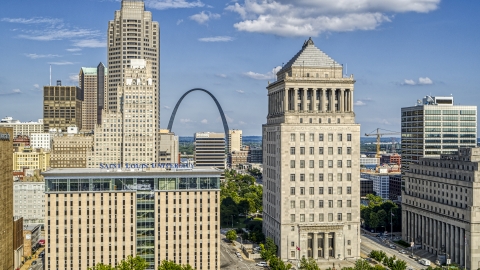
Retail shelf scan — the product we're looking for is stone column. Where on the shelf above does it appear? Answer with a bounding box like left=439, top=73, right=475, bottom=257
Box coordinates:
left=328, top=89, right=334, bottom=112
left=284, top=89, right=288, bottom=112
left=314, top=89, right=319, bottom=112
left=340, top=89, right=344, bottom=112
left=294, top=88, right=298, bottom=112
left=313, top=233, right=318, bottom=259
left=321, top=89, right=326, bottom=112
left=324, top=232, right=329, bottom=259
left=350, top=89, right=354, bottom=113
left=454, top=226, right=459, bottom=263
left=302, top=89, right=307, bottom=112
left=460, top=228, right=464, bottom=267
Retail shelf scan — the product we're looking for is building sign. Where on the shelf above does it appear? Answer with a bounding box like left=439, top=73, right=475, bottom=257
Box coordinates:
left=0, top=132, right=10, bottom=141
left=99, top=163, right=194, bottom=170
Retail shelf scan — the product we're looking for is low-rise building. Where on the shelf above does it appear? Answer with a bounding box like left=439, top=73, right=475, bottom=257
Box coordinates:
left=229, top=150, right=249, bottom=168
left=381, top=153, right=401, bottom=166
left=0, top=117, right=44, bottom=137
left=402, top=147, right=480, bottom=269
left=13, top=135, right=30, bottom=149
left=51, top=134, right=93, bottom=168
left=360, top=155, right=379, bottom=166
left=14, top=182, right=45, bottom=224
left=31, top=133, right=53, bottom=150
left=23, top=224, right=41, bottom=257
left=247, top=147, right=262, bottom=164
left=361, top=171, right=394, bottom=200
left=13, top=147, right=50, bottom=172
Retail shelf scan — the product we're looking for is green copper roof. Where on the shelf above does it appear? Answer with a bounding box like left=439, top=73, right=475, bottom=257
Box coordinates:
left=80, top=67, right=108, bottom=76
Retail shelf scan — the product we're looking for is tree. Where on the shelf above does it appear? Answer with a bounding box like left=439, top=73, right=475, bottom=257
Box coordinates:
left=390, top=259, right=407, bottom=270
left=158, top=260, right=195, bottom=270
left=269, top=256, right=292, bottom=270
left=260, top=237, right=277, bottom=262
left=369, top=212, right=380, bottom=231
left=88, top=263, right=115, bottom=270
left=300, top=257, right=321, bottom=270
left=354, top=259, right=371, bottom=270
left=377, top=210, right=387, bottom=229
left=117, top=255, right=149, bottom=270
left=226, top=230, right=237, bottom=242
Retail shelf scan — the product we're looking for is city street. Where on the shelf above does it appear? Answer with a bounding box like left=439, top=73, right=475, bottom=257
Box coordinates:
left=220, top=231, right=258, bottom=270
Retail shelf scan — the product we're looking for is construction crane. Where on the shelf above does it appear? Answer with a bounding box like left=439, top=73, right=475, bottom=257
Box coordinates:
left=365, top=128, right=400, bottom=158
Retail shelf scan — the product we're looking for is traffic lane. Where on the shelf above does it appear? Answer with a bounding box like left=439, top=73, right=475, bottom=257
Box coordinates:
left=361, top=236, right=422, bottom=270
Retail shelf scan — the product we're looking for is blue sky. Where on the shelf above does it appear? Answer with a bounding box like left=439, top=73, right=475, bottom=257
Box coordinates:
left=0, top=0, right=479, bottom=136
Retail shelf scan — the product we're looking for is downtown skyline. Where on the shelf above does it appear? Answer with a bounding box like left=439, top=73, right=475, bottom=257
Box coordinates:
left=0, top=0, right=480, bottom=136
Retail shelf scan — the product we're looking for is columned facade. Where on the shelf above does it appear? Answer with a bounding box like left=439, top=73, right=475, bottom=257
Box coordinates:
left=262, top=38, right=360, bottom=265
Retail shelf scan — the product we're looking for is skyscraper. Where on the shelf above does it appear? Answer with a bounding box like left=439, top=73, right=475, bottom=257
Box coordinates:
left=0, top=127, right=14, bottom=270
left=262, top=38, right=360, bottom=263
left=79, top=63, right=108, bottom=131
left=43, top=82, right=84, bottom=132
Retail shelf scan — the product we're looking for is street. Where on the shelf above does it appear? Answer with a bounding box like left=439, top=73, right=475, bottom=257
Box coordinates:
left=220, top=231, right=259, bottom=270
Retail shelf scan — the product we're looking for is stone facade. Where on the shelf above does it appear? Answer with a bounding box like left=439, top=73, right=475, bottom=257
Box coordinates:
left=0, top=127, right=14, bottom=270
left=402, top=148, right=480, bottom=269
left=13, top=147, right=50, bottom=172
left=13, top=182, right=45, bottom=224
left=262, top=38, right=360, bottom=263
left=0, top=117, right=43, bottom=137
left=51, top=134, right=93, bottom=168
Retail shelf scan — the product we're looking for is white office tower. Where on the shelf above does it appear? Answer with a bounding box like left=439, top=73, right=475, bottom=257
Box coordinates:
left=92, top=59, right=159, bottom=166
left=262, top=38, right=361, bottom=264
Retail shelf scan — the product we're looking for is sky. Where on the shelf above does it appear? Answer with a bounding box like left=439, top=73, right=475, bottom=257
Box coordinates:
left=0, top=0, right=479, bottom=136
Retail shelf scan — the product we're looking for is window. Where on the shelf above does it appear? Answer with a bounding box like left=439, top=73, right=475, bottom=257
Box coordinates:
left=337, top=187, right=342, bottom=194
left=319, top=200, right=324, bottom=208
left=319, top=187, right=324, bottom=194
left=347, top=200, right=352, bottom=207
left=328, top=213, right=333, bottom=221
left=309, top=214, right=314, bottom=222
left=300, top=187, right=305, bottom=195
left=319, top=174, right=324, bottom=181
left=291, top=251, right=296, bottom=258
left=337, top=213, right=342, bottom=221
left=347, top=147, right=352, bottom=155
left=290, top=174, right=296, bottom=181
left=337, top=173, right=342, bottom=181
left=290, top=201, right=295, bottom=209
left=338, top=147, right=343, bottom=154
left=328, top=160, right=333, bottom=168
left=337, top=160, right=343, bottom=168
left=347, top=173, right=352, bottom=181
left=300, top=200, right=305, bottom=208
left=290, top=134, right=296, bottom=142
left=319, top=134, right=324, bottom=141
left=290, top=147, right=295, bottom=155
left=300, top=214, right=305, bottom=222
left=328, top=187, right=333, bottom=194
left=309, top=200, right=314, bottom=208
left=319, top=214, right=324, bottom=221
left=347, top=240, right=351, bottom=245
left=347, top=187, right=352, bottom=194
left=319, top=147, right=324, bottom=154
left=290, top=188, right=295, bottom=195
left=300, top=134, right=305, bottom=142
left=347, top=160, right=352, bottom=168
left=309, top=147, right=314, bottom=155
left=291, top=226, right=295, bottom=231
left=309, top=160, right=314, bottom=168
left=309, top=187, right=314, bottom=195
left=291, top=242, right=295, bottom=247
left=328, top=134, right=333, bottom=141
left=309, top=173, right=314, bottom=182
left=328, top=147, right=333, bottom=155
left=347, top=134, right=352, bottom=141
left=300, top=174, right=305, bottom=181
left=348, top=249, right=352, bottom=256
left=309, top=134, right=314, bottom=142
left=337, top=200, right=342, bottom=207
left=347, top=213, right=352, bottom=221
left=338, top=134, right=343, bottom=141
left=328, top=200, right=333, bottom=207
left=300, top=160, right=305, bottom=168
left=291, top=214, right=295, bottom=222
left=300, top=147, right=305, bottom=155
left=328, top=173, right=333, bottom=181
left=290, top=160, right=295, bottom=168
left=319, top=160, right=324, bottom=168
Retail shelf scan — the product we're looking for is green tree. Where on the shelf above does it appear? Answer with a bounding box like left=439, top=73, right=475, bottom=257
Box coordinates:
left=269, top=256, right=292, bottom=270
left=117, top=255, right=149, bottom=270
left=300, top=257, right=321, bottom=270
left=226, top=230, right=237, bottom=242
left=366, top=194, right=383, bottom=206
left=88, top=263, right=115, bottom=270
left=260, top=237, right=277, bottom=262
left=377, top=210, right=387, bottom=229
left=158, top=260, right=195, bottom=270
left=354, top=259, right=371, bottom=270
left=369, top=212, right=380, bottom=231
left=390, top=259, right=407, bottom=270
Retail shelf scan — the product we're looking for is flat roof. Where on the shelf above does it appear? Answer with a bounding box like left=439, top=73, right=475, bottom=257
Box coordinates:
left=43, top=167, right=222, bottom=178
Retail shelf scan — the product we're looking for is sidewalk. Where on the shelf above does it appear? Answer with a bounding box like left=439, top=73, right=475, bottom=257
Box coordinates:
left=20, top=247, right=44, bottom=270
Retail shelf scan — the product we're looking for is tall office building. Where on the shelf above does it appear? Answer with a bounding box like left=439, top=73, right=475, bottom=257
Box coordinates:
left=44, top=168, right=221, bottom=270
left=228, top=129, right=242, bottom=152
left=107, top=0, right=159, bottom=118
left=43, top=82, right=84, bottom=132
left=262, top=38, right=360, bottom=263
left=194, top=132, right=226, bottom=170
left=79, top=63, right=108, bottom=131
left=401, top=96, right=477, bottom=187
left=0, top=127, right=14, bottom=270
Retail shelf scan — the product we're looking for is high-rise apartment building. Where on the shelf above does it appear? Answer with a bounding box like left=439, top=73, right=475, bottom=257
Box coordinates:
left=402, top=148, right=480, bottom=269
left=107, top=0, right=159, bottom=115
left=401, top=96, right=477, bottom=182
left=262, top=38, right=360, bottom=263
left=0, top=127, right=14, bottom=270
left=44, top=168, right=221, bottom=270
left=228, top=129, right=242, bottom=152
left=79, top=63, right=108, bottom=131
left=194, top=132, right=225, bottom=170
left=43, top=82, right=84, bottom=132
left=0, top=117, right=43, bottom=137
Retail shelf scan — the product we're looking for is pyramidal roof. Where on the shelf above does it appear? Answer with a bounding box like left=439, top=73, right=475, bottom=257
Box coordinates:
left=281, top=38, right=340, bottom=72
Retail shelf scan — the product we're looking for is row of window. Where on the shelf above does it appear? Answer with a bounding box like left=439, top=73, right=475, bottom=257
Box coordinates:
left=290, top=212, right=352, bottom=222
left=290, top=173, right=352, bottom=181
left=290, top=186, right=352, bottom=195
left=290, top=146, right=352, bottom=155
left=290, top=199, right=352, bottom=208
left=290, top=160, right=352, bottom=168
left=290, top=133, right=352, bottom=142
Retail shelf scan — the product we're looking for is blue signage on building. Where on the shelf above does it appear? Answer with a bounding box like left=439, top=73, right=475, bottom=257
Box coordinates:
left=99, top=163, right=194, bottom=170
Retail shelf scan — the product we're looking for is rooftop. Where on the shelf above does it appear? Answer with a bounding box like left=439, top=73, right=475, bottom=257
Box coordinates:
left=280, top=37, right=340, bottom=72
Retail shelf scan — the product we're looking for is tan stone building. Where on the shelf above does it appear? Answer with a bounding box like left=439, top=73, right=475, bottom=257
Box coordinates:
left=0, top=127, right=14, bottom=270
left=13, top=147, right=50, bottom=172
left=79, top=63, right=108, bottom=131
left=159, top=129, right=179, bottom=163
left=228, top=129, right=242, bottom=152
left=194, top=132, right=225, bottom=170
left=402, top=148, right=480, bottom=269
left=43, top=83, right=84, bottom=132
left=262, top=38, right=360, bottom=263
left=51, top=134, right=93, bottom=168
left=43, top=168, right=221, bottom=270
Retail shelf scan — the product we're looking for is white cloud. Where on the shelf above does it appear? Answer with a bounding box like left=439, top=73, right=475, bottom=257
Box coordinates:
left=238, top=121, right=246, bottom=125
left=145, top=0, right=204, bottom=10
left=226, top=0, right=439, bottom=37
left=69, top=74, right=79, bottom=84
left=402, top=77, right=433, bottom=86
left=216, top=74, right=227, bottom=78
left=0, top=89, right=22, bottom=96
left=49, top=61, right=74, bottom=66
left=1, top=17, right=62, bottom=24
left=244, top=66, right=281, bottom=80
left=12, top=89, right=21, bottom=93
left=66, top=48, right=82, bottom=52
left=418, top=77, right=433, bottom=85
left=201, top=119, right=208, bottom=124
left=190, top=11, right=221, bottom=24
left=164, top=106, right=171, bottom=110
left=198, top=36, right=234, bottom=42
left=354, top=100, right=366, bottom=106
left=24, top=53, right=60, bottom=59
left=180, top=118, right=192, bottom=123
left=236, top=89, right=245, bottom=94
left=177, top=19, right=184, bottom=25
left=74, top=39, right=106, bottom=48
left=33, top=84, right=40, bottom=90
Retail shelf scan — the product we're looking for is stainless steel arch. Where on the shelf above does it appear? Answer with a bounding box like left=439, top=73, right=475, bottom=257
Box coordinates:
left=167, top=88, right=230, bottom=152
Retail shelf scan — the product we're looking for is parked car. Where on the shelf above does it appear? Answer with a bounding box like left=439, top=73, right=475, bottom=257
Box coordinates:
left=256, top=262, right=268, bottom=267
left=389, top=244, right=396, bottom=249
left=418, top=259, right=431, bottom=266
